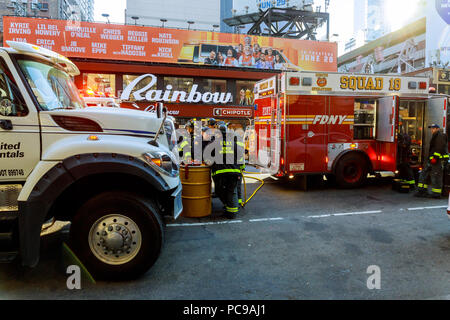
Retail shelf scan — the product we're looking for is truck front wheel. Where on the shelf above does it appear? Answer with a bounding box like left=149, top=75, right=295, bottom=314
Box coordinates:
left=335, top=153, right=368, bottom=188
left=69, top=191, right=164, bottom=280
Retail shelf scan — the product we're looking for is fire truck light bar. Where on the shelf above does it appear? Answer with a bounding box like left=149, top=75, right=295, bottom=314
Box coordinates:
left=408, top=82, right=417, bottom=89
left=302, top=77, right=312, bottom=86
left=289, top=77, right=300, bottom=86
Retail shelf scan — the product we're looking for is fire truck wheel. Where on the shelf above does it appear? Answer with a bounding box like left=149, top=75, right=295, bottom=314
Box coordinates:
left=335, top=153, right=368, bottom=188
left=69, top=191, right=164, bottom=281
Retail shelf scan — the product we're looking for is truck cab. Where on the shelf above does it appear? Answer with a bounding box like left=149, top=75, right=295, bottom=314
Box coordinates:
left=0, top=41, right=182, bottom=280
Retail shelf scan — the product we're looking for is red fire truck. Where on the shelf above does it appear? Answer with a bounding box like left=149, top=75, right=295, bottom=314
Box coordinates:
left=250, top=71, right=449, bottom=188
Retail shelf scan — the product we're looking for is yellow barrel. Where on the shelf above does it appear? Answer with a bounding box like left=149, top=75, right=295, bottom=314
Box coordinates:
left=180, top=165, right=212, bottom=217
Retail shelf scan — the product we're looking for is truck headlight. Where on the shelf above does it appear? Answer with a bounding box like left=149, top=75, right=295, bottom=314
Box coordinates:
left=143, top=151, right=179, bottom=177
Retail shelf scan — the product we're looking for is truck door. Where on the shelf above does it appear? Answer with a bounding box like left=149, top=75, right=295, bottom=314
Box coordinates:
left=286, top=95, right=327, bottom=173
left=305, top=96, right=328, bottom=172
left=425, top=96, right=448, bottom=160
left=376, top=96, right=398, bottom=172
left=254, top=96, right=281, bottom=175
left=0, top=55, right=40, bottom=182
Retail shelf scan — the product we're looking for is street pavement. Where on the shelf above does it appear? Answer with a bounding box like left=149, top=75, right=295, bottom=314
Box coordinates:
left=1, top=174, right=450, bottom=300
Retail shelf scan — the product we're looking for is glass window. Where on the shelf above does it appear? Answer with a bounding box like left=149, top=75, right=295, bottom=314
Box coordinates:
left=438, top=84, right=450, bottom=95
left=164, top=77, right=193, bottom=94
left=354, top=99, right=376, bottom=139
left=199, top=79, right=227, bottom=94
left=17, top=57, right=85, bottom=111
left=83, top=73, right=115, bottom=97
left=0, top=58, right=27, bottom=117
left=236, top=80, right=256, bottom=106
left=123, top=74, right=156, bottom=102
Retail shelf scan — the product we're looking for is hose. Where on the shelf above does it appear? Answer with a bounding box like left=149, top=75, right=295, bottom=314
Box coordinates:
left=241, top=170, right=265, bottom=207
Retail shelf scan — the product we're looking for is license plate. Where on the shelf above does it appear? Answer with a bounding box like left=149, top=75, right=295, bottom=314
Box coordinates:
left=172, top=185, right=183, bottom=220
left=290, top=163, right=305, bottom=171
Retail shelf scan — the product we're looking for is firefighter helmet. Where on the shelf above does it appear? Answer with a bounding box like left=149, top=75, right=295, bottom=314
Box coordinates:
left=207, top=118, right=217, bottom=127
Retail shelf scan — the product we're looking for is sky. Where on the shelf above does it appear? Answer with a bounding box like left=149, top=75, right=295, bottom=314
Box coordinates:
left=94, top=0, right=352, bottom=32
left=93, top=0, right=126, bottom=24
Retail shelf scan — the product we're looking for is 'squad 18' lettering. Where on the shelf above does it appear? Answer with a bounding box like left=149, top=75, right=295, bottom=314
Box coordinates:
left=340, top=76, right=384, bottom=91
left=389, top=78, right=401, bottom=91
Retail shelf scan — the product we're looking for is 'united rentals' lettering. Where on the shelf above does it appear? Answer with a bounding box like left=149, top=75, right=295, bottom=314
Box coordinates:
left=340, top=76, right=384, bottom=91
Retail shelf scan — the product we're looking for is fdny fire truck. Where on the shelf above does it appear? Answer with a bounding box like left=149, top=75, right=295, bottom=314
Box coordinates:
left=250, top=71, right=449, bottom=188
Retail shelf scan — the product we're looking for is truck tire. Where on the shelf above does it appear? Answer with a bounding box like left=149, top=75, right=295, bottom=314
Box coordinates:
left=69, top=191, right=164, bottom=280
left=335, top=153, right=368, bottom=188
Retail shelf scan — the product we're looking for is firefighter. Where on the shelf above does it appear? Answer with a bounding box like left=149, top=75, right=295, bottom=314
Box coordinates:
left=178, top=120, right=194, bottom=163
left=415, top=124, right=449, bottom=198
left=396, top=118, right=415, bottom=191
left=211, top=123, right=244, bottom=219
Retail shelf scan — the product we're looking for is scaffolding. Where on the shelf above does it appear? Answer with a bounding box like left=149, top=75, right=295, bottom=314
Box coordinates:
left=223, top=7, right=330, bottom=41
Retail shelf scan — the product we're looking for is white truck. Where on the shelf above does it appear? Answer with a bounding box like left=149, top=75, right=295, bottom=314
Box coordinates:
left=0, top=41, right=183, bottom=280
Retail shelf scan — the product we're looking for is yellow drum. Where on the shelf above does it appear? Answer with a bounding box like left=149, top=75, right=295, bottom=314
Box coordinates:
left=180, top=165, right=212, bottom=217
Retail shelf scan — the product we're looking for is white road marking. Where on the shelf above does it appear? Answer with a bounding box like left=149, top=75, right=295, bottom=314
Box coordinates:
left=167, top=220, right=243, bottom=227
left=307, top=210, right=382, bottom=219
left=407, top=205, right=447, bottom=211
left=249, top=217, right=284, bottom=222
left=166, top=205, right=447, bottom=227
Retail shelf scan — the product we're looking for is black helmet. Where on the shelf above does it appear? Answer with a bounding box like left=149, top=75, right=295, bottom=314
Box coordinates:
left=218, top=123, right=227, bottom=134
left=207, top=118, right=217, bottom=127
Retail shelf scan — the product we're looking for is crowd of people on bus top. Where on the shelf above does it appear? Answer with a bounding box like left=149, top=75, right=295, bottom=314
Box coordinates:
left=203, top=37, right=284, bottom=70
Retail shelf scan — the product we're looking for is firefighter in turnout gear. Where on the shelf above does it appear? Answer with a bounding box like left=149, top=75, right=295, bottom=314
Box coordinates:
left=178, top=120, right=195, bottom=163
left=211, top=123, right=245, bottom=219
left=415, top=124, right=449, bottom=198
left=396, top=118, right=415, bottom=192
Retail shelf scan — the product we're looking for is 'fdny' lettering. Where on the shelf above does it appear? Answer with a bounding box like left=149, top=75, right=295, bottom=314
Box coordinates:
left=313, top=115, right=347, bottom=125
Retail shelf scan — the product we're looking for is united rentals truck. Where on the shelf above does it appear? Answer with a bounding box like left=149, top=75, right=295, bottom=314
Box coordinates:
left=251, top=71, right=449, bottom=188
left=0, top=41, right=183, bottom=280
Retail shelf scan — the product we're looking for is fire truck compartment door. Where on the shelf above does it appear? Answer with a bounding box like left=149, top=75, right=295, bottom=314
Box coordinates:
left=256, top=97, right=281, bottom=175
left=424, top=96, right=448, bottom=160
left=426, top=96, right=447, bottom=134
left=267, top=100, right=281, bottom=175
left=376, top=96, right=398, bottom=172
left=376, top=96, right=397, bottom=143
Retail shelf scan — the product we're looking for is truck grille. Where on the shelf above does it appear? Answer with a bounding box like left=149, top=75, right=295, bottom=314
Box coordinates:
left=0, top=184, right=22, bottom=212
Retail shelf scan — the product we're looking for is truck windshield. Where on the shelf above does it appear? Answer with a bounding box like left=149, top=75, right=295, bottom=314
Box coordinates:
left=16, top=57, right=85, bottom=111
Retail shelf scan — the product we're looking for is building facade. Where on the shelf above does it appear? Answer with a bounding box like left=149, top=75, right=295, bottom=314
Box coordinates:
left=0, top=0, right=94, bottom=34
left=338, top=18, right=426, bottom=75
left=344, top=0, right=388, bottom=53
left=343, top=0, right=427, bottom=54
left=60, top=0, right=94, bottom=22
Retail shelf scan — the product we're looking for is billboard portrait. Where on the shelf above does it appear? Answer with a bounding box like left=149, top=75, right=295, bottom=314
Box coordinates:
left=427, top=0, right=450, bottom=66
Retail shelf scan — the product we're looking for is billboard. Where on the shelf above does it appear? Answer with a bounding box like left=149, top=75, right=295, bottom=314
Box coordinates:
left=427, top=0, right=450, bottom=66
left=3, top=16, right=337, bottom=72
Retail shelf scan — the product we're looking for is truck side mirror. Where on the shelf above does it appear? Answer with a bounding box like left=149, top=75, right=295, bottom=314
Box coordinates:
left=156, top=103, right=162, bottom=118
left=149, top=103, right=168, bottom=147
left=156, top=102, right=167, bottom=119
